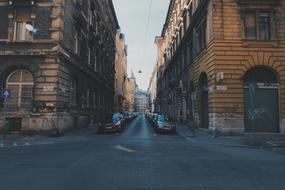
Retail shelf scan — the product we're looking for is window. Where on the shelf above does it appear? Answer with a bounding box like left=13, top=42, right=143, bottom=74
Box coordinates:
left=244, top=11, right=273, bottom=40
left=259, top=13, right=271, bottom=40
left=88, top=46, right=91, bottom=66
left=245, top=13, right=256, bottom=39
left=0, top=7, right=9, bottom=39
left=70, top=79, right=77, bottom=106
left=195, top=20, right=206, bottom=54
left=93, top=92, right=96, bottom=109
left=6, top=70, right=34, bottom=109
left=94, top=52, right=97, bottom=72
left=81, top=89, right=86, bottom=109
left=187, top=42, right=193, bottom=65
left=183, top=15, right=187, bottom=33
left=14, top=7, right=32, bottom=41
left=87, top=88, right=90, bottom=108
left=74, top=29, right=80, bottom=54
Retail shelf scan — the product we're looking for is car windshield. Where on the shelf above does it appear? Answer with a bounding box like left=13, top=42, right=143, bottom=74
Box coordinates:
left=158, top=115, right=166, bottom=122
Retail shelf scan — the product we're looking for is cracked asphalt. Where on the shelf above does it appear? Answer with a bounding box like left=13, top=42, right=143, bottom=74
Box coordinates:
left=0, top=115, right=284, bottom=190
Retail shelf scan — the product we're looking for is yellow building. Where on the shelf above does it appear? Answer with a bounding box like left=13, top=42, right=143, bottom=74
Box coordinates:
left=157, top=0, right=285, bottom=135
left=115, top=31, right=128, bottom=112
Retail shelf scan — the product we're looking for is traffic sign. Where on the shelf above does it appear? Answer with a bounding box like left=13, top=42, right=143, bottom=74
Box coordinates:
left=1, top=89, right=11, bottom=99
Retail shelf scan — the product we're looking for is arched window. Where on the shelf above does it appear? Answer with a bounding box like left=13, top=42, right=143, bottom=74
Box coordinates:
left=243, top=67, right=278, bottom=85
left=6, top=70, right=34, bottom=108
left=70, top=79, right=77, bottom=106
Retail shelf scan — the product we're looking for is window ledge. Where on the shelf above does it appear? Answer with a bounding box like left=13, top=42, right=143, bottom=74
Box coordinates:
left=241, top=39, right=280, bottom=48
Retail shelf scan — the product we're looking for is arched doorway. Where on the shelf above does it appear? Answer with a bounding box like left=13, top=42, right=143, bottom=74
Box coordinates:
left=243, top=67, right=279, bottom=133
left=6, top=69, right=34, bottom=110
left=199, top=73, right=209, bottom=129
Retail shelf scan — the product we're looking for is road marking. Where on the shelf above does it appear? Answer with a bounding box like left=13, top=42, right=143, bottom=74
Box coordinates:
left=153, top=133, right=157, bottom=137
left=0, top=143, right=4, bottom=148
left=114, top=145, right=136, bottom=153
left=266, top=141, right=278, bottom=147
left=178, top=132, right=197, bottom=142
left=24, top=142, right=31, bottom=146
left=13, top=143, right=18, bottom=146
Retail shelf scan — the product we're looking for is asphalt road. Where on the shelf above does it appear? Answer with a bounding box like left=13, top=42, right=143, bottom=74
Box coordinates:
left=0, top=115, right=285, bottom=190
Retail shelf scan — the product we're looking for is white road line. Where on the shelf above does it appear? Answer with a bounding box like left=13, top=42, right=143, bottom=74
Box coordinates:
left=13, top=143, right=18, bottom=146
left=266, top=141, right=278, bottom=147
left=24, top=142, right=31, bottom=146
left=178, top=132, right=197, bottom=142
left=114, top=145, right=136, bottom=153
left=0, top=143, right=4, bottom=148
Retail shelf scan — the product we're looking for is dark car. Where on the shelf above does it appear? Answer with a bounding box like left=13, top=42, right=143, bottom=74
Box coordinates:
left=155, top=115, right=176, bottom=134
left=97, top=113, right=124, bottom=133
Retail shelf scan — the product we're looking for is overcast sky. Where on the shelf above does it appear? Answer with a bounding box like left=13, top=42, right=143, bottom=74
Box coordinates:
left=113, top=0, right=170, bottom=90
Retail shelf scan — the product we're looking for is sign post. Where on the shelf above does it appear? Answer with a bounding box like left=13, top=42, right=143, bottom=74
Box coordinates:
left=2, top=89, right=11, bottom=139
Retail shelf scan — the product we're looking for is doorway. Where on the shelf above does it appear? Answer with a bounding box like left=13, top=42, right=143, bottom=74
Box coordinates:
left=244, top=67, right=280, bottom=133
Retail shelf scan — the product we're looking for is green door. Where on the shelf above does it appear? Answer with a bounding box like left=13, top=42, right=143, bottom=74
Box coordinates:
left=245, top=88, right=279, bottom=133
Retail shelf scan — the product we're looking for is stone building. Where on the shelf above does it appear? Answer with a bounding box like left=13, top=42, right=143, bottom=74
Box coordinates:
left=114, top=31, right=128, bottom=112
left=155, top=36, right=166, bottom=114
left=147, top=64, right=157, bottom=113
left=124, top=77, right=135, bottom=112
left=0, top=0, right=119, bottom=133
left=156, top=0, right=285, bottom=135
left=135, top=90, right=149, bottom=113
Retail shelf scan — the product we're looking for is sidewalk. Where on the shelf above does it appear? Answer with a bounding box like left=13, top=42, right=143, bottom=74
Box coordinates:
left=176, top=124, right=285, bottom=152
left=0, top=125, right=97, bottom=148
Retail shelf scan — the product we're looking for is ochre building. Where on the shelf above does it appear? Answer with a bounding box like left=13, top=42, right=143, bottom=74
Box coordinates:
left=157, top=0, right=285, bottom=135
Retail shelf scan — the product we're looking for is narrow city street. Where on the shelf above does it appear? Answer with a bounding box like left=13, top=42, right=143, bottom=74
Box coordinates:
left=0, top=115, right=284, bottom=190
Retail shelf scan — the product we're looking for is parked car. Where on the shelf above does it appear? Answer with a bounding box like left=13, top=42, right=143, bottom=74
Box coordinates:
left=154, top=115, right=176, bottom=134
left=97, top=113, right=124, bottom=133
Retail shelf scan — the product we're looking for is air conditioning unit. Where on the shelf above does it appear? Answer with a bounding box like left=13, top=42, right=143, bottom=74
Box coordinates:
left=216, top=72, right=224, bottom=82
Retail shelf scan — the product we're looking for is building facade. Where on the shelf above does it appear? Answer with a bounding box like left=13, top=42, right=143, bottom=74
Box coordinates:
left=115, top=31, right=128, bottom=112
left=155, top=36, right=166, bottom=114
left=124, top=77, right=135, bottom=112
left=148, top=64, right=157, bottom=113
left=157, top=0, right=285, bottom=135
left=135, top=90, right=149, bottom=113
left=0, top=0, right=119, bottom=132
